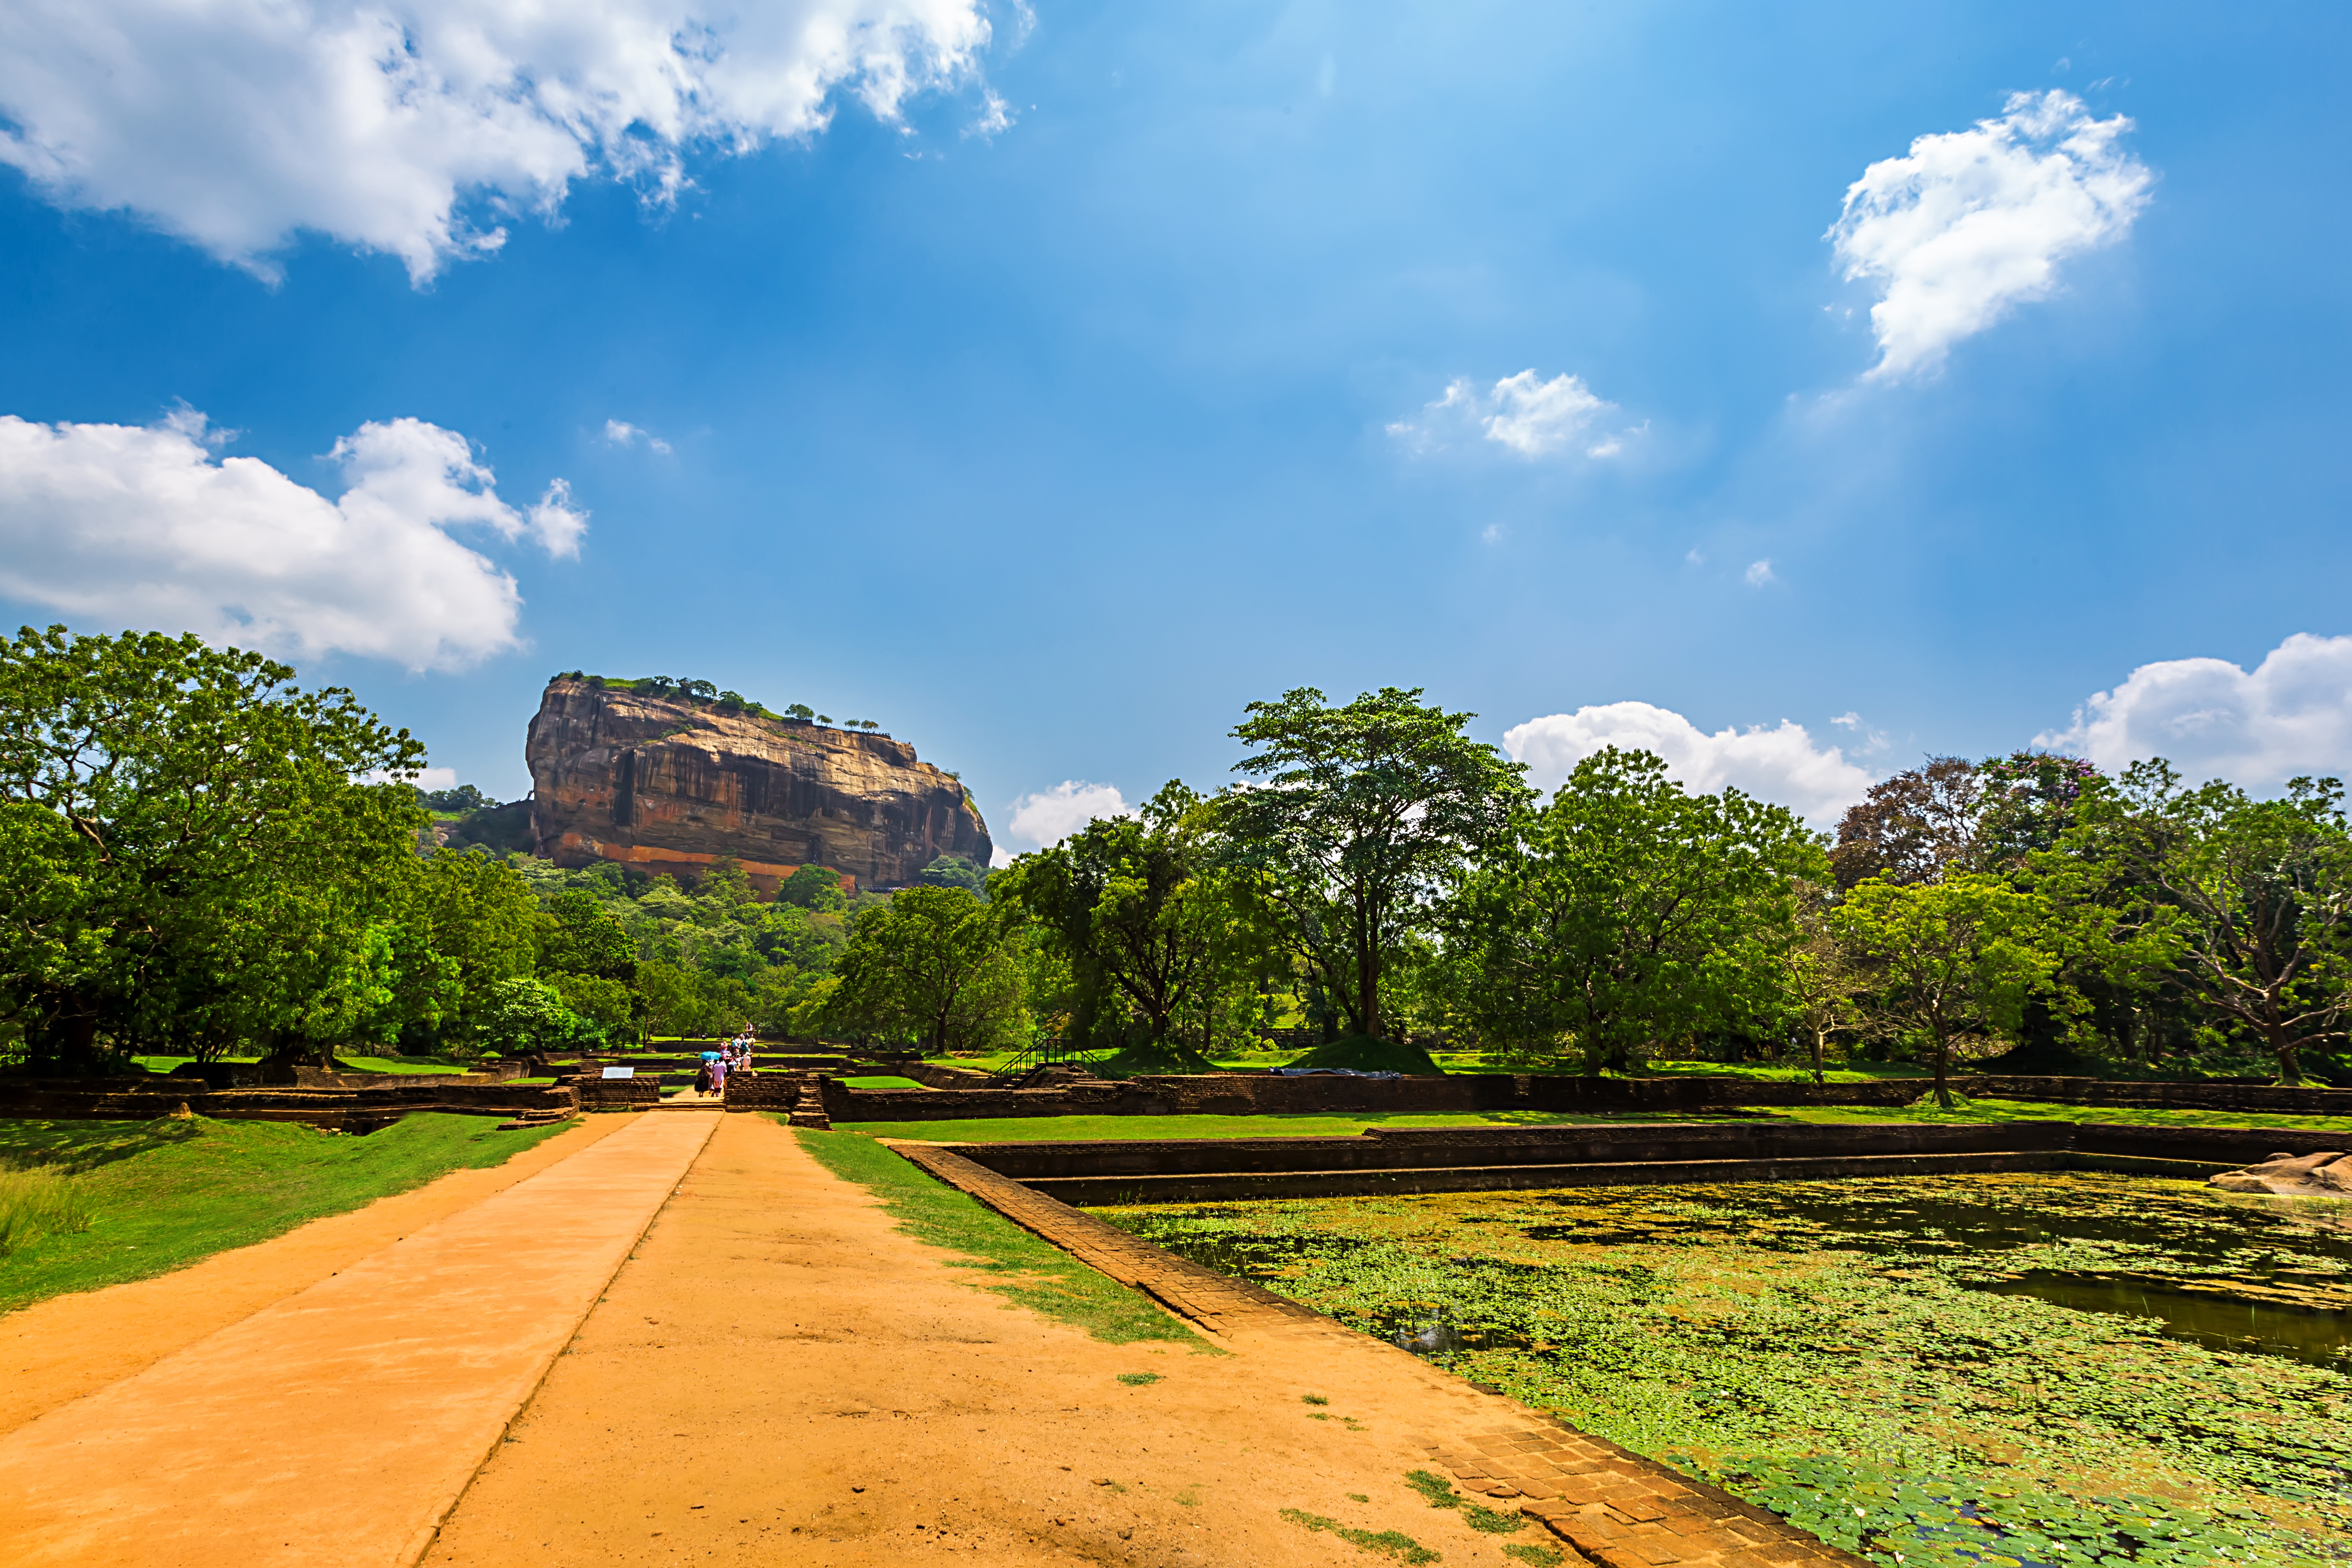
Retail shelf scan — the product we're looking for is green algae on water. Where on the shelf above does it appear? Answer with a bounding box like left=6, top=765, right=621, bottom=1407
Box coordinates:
left=1099, top=1173, right=2352, bottom=1567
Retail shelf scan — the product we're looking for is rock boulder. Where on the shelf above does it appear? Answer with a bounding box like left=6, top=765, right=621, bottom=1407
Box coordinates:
left=524, top=678, right=991, bottom=895
left=2209, top=1150, right=2352, bottom=1196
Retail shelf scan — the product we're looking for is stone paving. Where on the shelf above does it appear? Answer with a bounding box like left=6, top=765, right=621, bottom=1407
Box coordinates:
left=889, top=1140, right=1875, bottom=1568
left=0, top=1111, right=721, bottom=1568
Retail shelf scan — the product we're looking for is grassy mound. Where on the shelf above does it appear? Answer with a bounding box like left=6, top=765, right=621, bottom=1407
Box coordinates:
left=1284, top=1034, right=1445, bottom=1076
left=1090, top=1039, right=1220, bottom=1077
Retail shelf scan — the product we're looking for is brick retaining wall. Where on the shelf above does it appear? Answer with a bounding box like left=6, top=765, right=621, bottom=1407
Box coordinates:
left=0, top=1079, right=575, bottom=1131
left=815, top=1069, right=2352, bottom=1123
left=913, top=1119, right=2347, bottom=1203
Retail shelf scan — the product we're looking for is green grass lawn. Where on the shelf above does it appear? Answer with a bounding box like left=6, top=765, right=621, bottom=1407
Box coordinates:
left=918, top=1048, right=1939, bottom=1083
left=1774, top=1097, right=2352, bottom=1134
left=788, top=1123, right=1200, bottom=1344
left=837, top=1110, right=1751, bottom=1142
left=129, top=1054, right=471, bottom=1076
left=0, top=1113, right=572, bottom=1313
left=838, top=1075, right=928, bottom=1091
left=838, top=1097, right=2352, bottom=1144
left=1631, top=1059, right=1929, bottom=1081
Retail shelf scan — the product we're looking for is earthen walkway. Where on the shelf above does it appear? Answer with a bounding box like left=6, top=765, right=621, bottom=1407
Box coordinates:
left=1, top=1112, right=635, bottom=1436
left=0, top=1110, right=719, bottom=1568
left=424, top=1112, right=1543, bottom=1567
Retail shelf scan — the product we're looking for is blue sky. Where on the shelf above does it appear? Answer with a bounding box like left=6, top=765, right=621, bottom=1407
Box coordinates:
left=3, top=1, right=2348, bottom=854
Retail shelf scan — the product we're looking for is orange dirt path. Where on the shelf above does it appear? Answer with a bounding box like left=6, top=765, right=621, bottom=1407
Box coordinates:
left=0, top=1110, right=720, bottom=1568
left=0, top=1112, right=633, bottom=1437
left=423, top=1113, right=1558, bottom=1568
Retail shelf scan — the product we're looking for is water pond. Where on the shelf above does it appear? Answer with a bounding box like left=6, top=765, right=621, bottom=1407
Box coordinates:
left=1097, top=1172, right=2352, bottom=1567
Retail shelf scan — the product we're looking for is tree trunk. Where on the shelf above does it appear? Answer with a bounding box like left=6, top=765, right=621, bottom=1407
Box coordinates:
left=1809, top=1024, right=1827, bottom=1086
left=2268, top=1025, right=2304, bottom=1086
left=1931, top=1029, right=1955, bottom=1110
left=28, top=1005, right=105, bottom=1077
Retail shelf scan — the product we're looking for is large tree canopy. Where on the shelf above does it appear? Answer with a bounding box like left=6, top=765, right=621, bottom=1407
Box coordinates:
left=1448, top=747, right=1824, bottom=1074
left=1219, top=686, right=1526, bottom=1043
left=825, top=885, right=1024, bottom=1053
left=993, top=781, right=1272, bottom=1067
left=0, top=625, right=426, bottom=1072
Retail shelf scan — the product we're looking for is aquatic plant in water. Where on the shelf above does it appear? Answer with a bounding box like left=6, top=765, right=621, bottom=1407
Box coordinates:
left=1100, top=1173, right=2352, bottom=1566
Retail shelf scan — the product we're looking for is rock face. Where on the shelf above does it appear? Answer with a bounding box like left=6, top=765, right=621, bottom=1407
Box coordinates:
left=525, top=678, right=990, bottom=895
left=2209, top=1150, right=2352, bottom=1196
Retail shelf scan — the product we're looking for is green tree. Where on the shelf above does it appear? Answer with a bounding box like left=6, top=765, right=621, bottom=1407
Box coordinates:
left=1830, top=873, right=2061, bottom=1107
left=1780, top=891, right=1868, bottom=1085
left=547, top=973, right=634, bottom=1045
left=918, top=855, right=989, bottom=897
left=993, top=782, right=1274, bottom=1066
left=777, top=863, right=849, bottom=911
left=1448, top=748, right=1822, bottom=1074
left=0, top=626, right=427, bottom=1073
left=826, top=886, right=1024, bottom=1053
left=417, top=850, right=541, bottom=1022
left=474, top=976, right=590, bottom=1057
left=2099, top=764, right=2352, bottom=1084
left=538, top=889, right=638, bottom=982
left=635, top=960, right=753, bottom=1040
left=1219, top=687, right=1527, bottom=1044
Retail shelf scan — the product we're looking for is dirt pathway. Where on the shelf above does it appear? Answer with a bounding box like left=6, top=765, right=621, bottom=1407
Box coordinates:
left=0, top=1112, right=633, bottom=1437
left=0, top=1111, right=719, bottom=1568
left=423, top=1114, right=1576, bottom=1568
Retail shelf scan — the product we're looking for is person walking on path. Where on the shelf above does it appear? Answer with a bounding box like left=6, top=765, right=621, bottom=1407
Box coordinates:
left=709, top=1052, right=728, bottom=1098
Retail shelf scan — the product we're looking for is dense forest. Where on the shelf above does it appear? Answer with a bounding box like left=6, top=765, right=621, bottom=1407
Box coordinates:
left=6, top=626, right=2349, bottom=1090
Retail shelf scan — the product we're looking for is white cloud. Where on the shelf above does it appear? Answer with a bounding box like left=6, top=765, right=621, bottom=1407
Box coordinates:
left=1389, top=370, right=1632, bottom=459
left=2039, top=633, right=2352, bottom=791
left=1829, top=710, right=1890, bottom=755
left=0, top=0, right=998, bottom=284
left=1505, top=701, right=1872, bottom=827
left=1000, top=780, right=1129, bottom=859
left=603, top=419, right=672, bottom=455
left=1745, top=558, right=1775, bottom=586
left=1829, top=90, right=2153, bottom=380
left=0, top=409, right=578, bottom=670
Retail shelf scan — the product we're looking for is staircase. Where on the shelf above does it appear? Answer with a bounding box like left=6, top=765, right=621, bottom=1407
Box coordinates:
left=985, top=1037, right=1106, bottom=1087
left=787, top=1070, right=832, bottom=1129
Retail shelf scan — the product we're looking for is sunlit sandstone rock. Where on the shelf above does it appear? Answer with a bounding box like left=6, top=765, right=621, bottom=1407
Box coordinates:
left=2209, top=1150, right=2352, bottom=1196
left=524, top=677, right=991, bottom=896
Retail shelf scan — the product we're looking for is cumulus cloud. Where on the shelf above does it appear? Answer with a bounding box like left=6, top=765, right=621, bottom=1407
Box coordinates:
left=0, top=0, right=998, bottom=283
left=0, top=409, right=580, bottom=670
left=1504, top=701, right=1872, bottom=827
left=1829, top=90, right=2153, bottom=380
left=2038, top=633, right=2352, bottom=792
left=1745, top=558, right=1775, bottom=586
left=1389, top=370, right=1632, bottom=459
left=998, top=780, right=1129, bottom=861
left=603, top=419, right=672, bottom=455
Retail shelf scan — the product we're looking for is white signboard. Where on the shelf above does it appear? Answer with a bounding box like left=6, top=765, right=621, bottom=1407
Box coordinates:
left=599, top=1066, right=636, bottom=1079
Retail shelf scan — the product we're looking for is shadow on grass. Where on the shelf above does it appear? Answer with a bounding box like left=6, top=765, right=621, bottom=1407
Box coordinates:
left=0, top=1117, right=207, bottom=1175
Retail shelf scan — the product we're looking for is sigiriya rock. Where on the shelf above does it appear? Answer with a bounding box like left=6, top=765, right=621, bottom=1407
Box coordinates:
left=524, top=677, right=992, bottom=895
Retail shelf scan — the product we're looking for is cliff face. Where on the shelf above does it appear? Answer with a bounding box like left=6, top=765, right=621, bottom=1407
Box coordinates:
left=525, top=679, right=991, bottom=895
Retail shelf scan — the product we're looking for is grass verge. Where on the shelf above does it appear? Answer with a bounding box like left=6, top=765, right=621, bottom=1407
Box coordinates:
left=837, top=1075, right=928, bottom=1091
left=836, top=1110, right=1763, bottom=1143
left=787, top=1123, right=1201, bottom=1346
left=1773, top=1097, right=2352, bottom=1134
left=0, top=1113, right=572, bottom=1313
